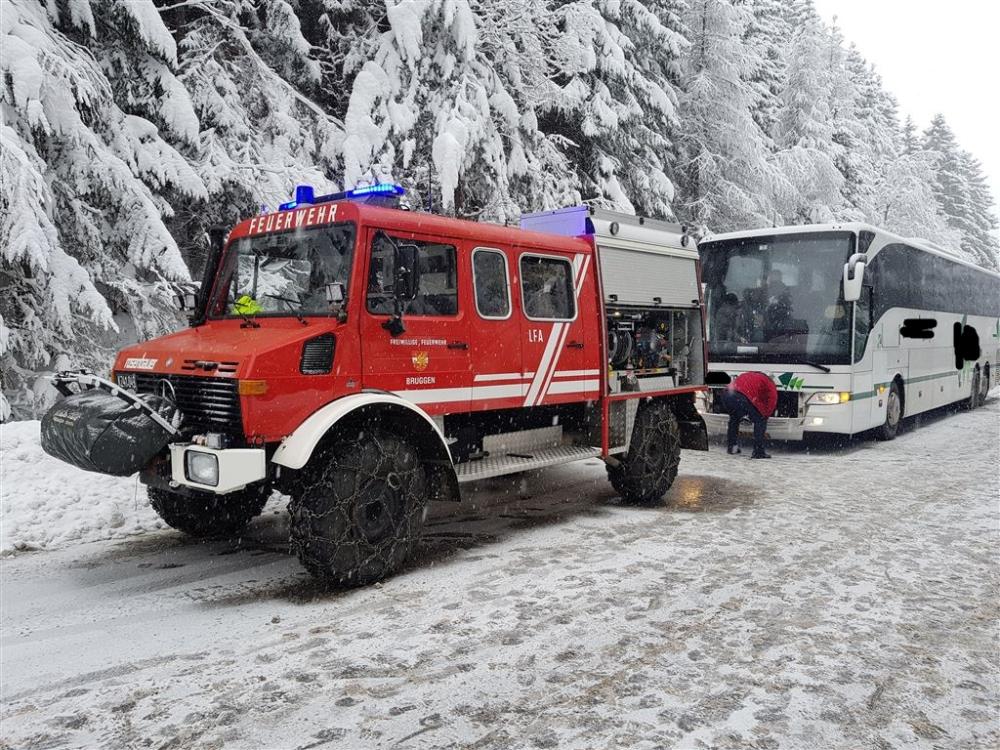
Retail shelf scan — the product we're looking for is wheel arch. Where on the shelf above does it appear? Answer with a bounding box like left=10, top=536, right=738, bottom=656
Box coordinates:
left=272, top=393, right=453, bottom=471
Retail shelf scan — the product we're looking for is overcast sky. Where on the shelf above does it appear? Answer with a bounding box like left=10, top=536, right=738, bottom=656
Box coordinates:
left=812, top=0, right=1000, bottom=212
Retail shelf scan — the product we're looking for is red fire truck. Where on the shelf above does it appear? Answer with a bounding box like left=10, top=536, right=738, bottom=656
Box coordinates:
left=42, top=184, right=708, bottom=585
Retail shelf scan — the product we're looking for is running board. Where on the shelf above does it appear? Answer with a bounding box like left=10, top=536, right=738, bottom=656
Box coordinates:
left=455, top=446, right=602, bottom=483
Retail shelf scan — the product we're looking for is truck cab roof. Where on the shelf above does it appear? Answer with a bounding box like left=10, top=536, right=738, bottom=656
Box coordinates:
left=229, top=201, right=593, bottom=255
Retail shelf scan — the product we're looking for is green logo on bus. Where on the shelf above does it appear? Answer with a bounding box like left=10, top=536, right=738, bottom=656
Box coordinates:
left=778, top=372, right=805, bottom=390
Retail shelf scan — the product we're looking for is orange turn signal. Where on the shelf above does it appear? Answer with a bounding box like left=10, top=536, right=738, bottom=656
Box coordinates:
left=238, top=379, right=269, bottom=396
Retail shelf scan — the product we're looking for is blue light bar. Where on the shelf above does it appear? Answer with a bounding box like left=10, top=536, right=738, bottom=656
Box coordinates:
left=277, top=182, right=405, bottom=212
left=346, top=183, right=405, bottom=198
left=294, top=185, right=315, bottom=204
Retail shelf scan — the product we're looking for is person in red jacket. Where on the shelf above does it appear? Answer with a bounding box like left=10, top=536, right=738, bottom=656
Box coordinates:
left=723, top=371, right=778, bottom=458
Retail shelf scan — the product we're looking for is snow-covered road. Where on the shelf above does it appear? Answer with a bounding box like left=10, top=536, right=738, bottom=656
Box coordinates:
left=3, top=400, right=998, bottom=749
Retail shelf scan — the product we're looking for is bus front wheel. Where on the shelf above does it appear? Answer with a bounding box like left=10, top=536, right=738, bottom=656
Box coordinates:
left=876, top=381, right=903, bottom=441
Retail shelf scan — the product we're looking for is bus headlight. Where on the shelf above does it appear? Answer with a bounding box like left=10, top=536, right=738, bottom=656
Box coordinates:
left=185, top=450, right=219, bottom=486
left=809, top=392, right=851, bottom=405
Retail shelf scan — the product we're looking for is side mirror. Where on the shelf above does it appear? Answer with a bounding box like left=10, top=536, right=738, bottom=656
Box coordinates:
left=842, top=253, right=866, bottom=302
left=395, top=244, right=421, bottom=300
left=175, top=291, right=198, bottom=311
left=324, top=282, right=345, bottom=304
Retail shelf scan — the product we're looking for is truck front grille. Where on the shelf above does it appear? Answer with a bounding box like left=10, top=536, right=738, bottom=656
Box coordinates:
left=133, top=374, right=243, bottom=437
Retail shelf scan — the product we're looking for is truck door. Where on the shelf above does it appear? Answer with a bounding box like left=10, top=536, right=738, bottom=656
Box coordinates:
left=469, top=246, right=525, bottom=411
left=518, top=250, right=601, bottom=407
left=361, top=228, right=471, bottom=415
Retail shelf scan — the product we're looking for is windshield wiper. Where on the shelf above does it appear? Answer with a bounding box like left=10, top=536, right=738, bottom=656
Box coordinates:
left=792, top=359, right=831, bottom=373
left=265, top=294, right=308, bottom=326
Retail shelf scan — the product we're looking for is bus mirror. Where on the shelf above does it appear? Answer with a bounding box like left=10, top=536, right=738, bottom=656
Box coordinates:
left=843, top=253, right=866, bottom=302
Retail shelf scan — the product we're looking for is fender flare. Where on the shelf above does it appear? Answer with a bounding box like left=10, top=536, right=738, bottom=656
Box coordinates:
left=272, top=392, right=451, bottom=470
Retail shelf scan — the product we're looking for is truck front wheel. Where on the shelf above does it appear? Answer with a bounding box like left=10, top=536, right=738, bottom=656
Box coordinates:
left=147, top=484, right=270, bottom=538
left=288, top=430, right=427, bottom=586
left=607, top=401, right=681, bottom=506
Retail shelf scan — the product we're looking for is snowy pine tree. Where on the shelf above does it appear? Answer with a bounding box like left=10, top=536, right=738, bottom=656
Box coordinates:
left=1, top=0, right=206, bottom=418
left=673, top=0, right=784, bottom=229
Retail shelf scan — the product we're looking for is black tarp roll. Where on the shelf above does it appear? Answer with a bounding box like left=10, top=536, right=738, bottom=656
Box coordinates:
left=41, top=390, right=179, bottom=476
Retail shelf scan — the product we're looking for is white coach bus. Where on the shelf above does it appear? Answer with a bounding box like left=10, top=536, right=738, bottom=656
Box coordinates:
left=697, top=223, right=1000, bottom=440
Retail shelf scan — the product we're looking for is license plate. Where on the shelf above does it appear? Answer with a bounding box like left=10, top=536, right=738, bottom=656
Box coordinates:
left=117, top=373, right=137, bottom=391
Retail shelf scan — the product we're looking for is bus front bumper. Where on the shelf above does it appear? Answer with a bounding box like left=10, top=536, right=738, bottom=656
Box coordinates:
left=701, top=409, right=852, bottom=441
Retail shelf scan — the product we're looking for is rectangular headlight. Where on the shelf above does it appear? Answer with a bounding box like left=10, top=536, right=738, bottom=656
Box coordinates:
left=185, top=450, right=219, bottom=486
left=810, top=391, right=850, bottom=405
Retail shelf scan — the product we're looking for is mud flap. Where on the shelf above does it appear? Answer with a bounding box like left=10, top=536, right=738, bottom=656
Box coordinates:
left=677, top=416, right=709, bottom=451
left=670, top=392, right=709, bottom=451
left=41, top=390, right=179, bottom=476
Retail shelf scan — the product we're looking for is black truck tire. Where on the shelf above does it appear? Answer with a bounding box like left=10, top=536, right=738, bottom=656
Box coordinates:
left=875, top=380, right=903, bottom=440
left=607, top=401, right=681, bottom=506
left=148, top=484, right=270, bottom=538
left=288, top=430, right=427, bottom=586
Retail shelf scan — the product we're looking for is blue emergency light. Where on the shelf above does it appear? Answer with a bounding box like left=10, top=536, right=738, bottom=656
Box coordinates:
left=278, top=182, right=404, bottom=211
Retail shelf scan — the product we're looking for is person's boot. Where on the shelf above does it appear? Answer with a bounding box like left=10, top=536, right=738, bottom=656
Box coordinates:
left=750, top=450, right=771, bottom=459
left=727, top=445, right=741, bottom=455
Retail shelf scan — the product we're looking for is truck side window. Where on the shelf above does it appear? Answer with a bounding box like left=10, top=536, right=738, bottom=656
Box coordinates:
left=472, top=248, right=511, bottom=319
left=367, top=235, right=458, bottom=316
left=520, top=254, right=575, bottom=320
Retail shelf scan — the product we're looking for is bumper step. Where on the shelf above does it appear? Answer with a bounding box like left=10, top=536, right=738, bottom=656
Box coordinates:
left=455, top=445, right=602, bottom=483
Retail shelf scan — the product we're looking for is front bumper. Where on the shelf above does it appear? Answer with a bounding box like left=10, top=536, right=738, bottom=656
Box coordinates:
left=168, top=443, right=266, bottom=494
left=702, top=408, right=851, bottom=440
left=702, top=412, right=808, bottom=440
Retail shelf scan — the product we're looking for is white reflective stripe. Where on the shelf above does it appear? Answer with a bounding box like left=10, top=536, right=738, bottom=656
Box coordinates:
left=474, top=372, right=534, bottom=382
left=535, top=254, right=590, bottom=406
left=472, top=383, right=530, bottom=399
left=396, top=383, right=531, bottom=405
left=395, top=387, right=472, bottom=404
left=523, top=322, right=562, bottom=406
left=536, top=316, right=572, bottom=405
left=552, top=369, right=600, bottom=378
left=545, top=379, right=600, bottom=395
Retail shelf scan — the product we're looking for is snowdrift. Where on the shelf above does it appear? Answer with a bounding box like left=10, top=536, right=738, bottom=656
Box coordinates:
left=0, top=420, right=162, bottom=552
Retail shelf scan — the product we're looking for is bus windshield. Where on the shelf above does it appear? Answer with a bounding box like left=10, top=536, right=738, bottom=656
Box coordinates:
left=700, top=231, right=855, bottom=365
left=208, top=222, right=356, bottom=318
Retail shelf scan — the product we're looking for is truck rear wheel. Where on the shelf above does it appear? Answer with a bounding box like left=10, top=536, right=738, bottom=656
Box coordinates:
left=607, top=401, right=681, bottom=506
left=289, top=430, right=427, bottom=586
left=147, top=484, right=270, bottom=538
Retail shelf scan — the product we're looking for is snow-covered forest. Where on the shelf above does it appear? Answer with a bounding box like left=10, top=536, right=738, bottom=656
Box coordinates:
left=2, top=0, right=998, bottom=418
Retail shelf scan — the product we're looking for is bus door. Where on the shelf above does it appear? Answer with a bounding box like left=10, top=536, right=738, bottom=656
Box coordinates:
left=851, top=287, right=875, bottom=430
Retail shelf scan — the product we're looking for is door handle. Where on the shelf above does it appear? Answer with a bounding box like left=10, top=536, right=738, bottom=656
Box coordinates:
left=566, top=340, right=584, bottom=349
left=447, top=341, right=469, bottom=350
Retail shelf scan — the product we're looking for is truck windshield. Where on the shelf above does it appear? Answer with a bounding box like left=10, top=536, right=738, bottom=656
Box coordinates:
left=208, top=222, right=356, bottom=317
left=700, top=231, right=855, bottom=365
